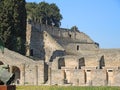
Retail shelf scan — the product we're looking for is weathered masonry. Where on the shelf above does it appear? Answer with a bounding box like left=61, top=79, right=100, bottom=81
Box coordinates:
left=0, top=21, right=120, bottom=86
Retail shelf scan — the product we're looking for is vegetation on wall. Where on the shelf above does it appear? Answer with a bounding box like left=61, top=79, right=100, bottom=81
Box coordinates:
left=26, top=1, right=63, bottom=27
left=71, top=26, right=79, bottom=32
left=0, top=0, right=26, bottom=55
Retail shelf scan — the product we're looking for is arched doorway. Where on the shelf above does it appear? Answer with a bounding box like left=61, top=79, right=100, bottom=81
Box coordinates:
left=12, top=66, right=20, bottom=85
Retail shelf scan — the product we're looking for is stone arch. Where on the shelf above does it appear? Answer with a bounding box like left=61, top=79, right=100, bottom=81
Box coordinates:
left=12, top=66, right=20, bottom=84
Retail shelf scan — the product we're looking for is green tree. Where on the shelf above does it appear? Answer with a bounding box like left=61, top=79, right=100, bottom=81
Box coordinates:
left=0, top=0, right=13, bottom=44
left=71, top=26, right=79, bottom=32
left=26, top=1, right=62, bottom=27
left=0, top=0, right=26, bottom=55
left=36, top=2, right=50, bottom=24
left=49, top=3, right=62, bottom=27
left=0, top=37, right=4, bottom=53
left=26, top=2, right=37, bottom=20
left=13, top=0, right=26, bottom=54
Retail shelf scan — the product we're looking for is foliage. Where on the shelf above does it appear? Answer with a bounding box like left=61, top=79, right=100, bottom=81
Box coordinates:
left=26, top=2, right=37, bottom=20
left=26, top=1, right=62, bottom=27
left=17, top=86, right=120, bottom=90
left=71, top=26, right=79, bottom=32
left=0, top=38, right=4, bottom=53
left=0, top=0, right=26, bottom=55
left=0, top=0, right=13, bottom=43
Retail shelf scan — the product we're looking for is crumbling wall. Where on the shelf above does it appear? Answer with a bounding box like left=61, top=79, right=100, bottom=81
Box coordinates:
left=24, top=21, right=120, bottom=86
left=26, top=21, right=32, bottom=56
left=40, top=24, right=94, bottom=43
left=20, top=61, right=45, bottom=85
left=37, top=61, right=45, bottom=85
left=92, top=70, right=107, bottom=86
left=24, top=64, right=35, bottom=85
left=43, top=31, right=65, bottom=62
left=70, top=70, right=85, bottom=86
left=113, top=70, right=120, bottom=86
left=30, top=28, right=45, bottom=60
left=51, top=70, right=64, bottom=85
left=26, top=21, right=100, bottom=57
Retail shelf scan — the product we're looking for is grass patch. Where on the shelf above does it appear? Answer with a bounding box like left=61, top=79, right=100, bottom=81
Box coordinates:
left=17, top=86, right=120, bottom=90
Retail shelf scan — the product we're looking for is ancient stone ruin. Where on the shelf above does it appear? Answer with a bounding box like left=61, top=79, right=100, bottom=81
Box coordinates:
left=0, top=21, right=120, bottom=86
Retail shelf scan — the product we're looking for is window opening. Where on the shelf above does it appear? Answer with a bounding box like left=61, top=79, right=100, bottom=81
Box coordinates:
left=77, top=45, right=79, bottom=51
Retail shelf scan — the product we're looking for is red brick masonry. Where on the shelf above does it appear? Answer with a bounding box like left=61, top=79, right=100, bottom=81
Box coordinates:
left=0, top=85, right=16, bottom=90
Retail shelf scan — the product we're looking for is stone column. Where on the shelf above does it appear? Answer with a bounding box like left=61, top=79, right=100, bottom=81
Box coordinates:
left=34, top=65, right=38, bottom=85
left=20, top=64, right=25, bottom=85
left=107, top=70, right=114, bottom=86
left=48, top=67, right=52, bottom=85
left=37, top=63, right=44, bottom=85
left=26, top=45, right=30, bottom=56
left=65, top=70, right=71, bottom=83
left=9, top=65, right=13, bottom=73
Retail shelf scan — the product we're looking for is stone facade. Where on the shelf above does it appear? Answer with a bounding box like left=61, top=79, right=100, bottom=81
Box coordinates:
left=0, top=21, right=120, bottom=86
left=0, top=48, right=45, bottom=85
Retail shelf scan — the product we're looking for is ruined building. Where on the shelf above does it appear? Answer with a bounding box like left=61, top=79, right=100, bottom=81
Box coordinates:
left=0, top=21, right=120, bottom=86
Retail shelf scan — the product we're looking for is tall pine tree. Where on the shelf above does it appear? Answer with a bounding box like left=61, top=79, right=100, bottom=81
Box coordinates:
left=0, top=0, right=26, bottom=55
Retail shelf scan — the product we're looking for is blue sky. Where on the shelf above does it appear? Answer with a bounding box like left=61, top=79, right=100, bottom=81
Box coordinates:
left=26, top=0, right=120, bottom=48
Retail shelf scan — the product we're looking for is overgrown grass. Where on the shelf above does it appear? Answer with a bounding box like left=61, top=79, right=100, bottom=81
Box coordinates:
left=17, top=86, right=120, bottom=90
